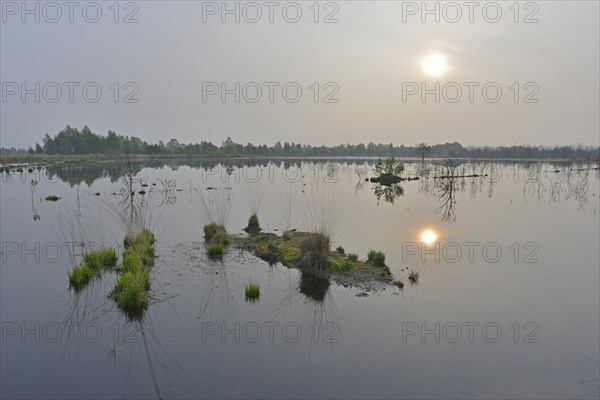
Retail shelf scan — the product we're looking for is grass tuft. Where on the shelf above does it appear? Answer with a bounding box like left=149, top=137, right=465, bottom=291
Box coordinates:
left=121, top=248, right=141, bottom=272
left=408, top=269, right=420, bottom=284
left=204, top=223, right=230, bottom=245
left=207, top=243, right=225, bottom=258
left=367, top=250, right=386, bottom=267
left=248, top=213, right=259, bottom=228
left=347, top=253, right=359, bottom=262
left=123, top=228, right=155, bottom=266
left=244, top=282, right=260, bottom=301
left=84, top=248, right=117, bottom=271
left=68, top=264, right=94, bottom=291
left=299, top=233, right=331, bottom=272
left=109, top=269, right=150, bottom=320
left=45, top=195, right=60, bottom=201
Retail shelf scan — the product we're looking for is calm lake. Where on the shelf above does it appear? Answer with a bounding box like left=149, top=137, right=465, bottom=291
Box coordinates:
left=1, top=159, right=599, bottom=399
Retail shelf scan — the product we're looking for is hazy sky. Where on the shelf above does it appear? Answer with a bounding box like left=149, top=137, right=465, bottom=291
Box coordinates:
left=1, top=1, right=599, bottom=148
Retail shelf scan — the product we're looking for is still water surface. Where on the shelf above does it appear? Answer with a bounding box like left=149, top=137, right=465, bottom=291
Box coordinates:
left=1, top=159, right=599, bottom=399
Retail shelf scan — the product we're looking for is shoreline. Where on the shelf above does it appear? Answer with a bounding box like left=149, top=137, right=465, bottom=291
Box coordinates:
left=1, top=153, right=599, bottom=165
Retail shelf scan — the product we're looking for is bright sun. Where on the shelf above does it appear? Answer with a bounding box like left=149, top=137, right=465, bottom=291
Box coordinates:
left=422, top=54, right=448, bottom=77
left=421, top=229, right=437, bottom=244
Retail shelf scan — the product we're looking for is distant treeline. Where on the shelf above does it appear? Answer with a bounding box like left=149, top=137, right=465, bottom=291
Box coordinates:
left=2, top=125, right=599, bottom=160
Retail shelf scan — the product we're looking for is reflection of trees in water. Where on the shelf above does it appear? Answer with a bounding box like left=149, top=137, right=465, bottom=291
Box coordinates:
left=373, top=183, right=404, bottom=205
left=434, top=178, right=457, bottom=224
left=157, top=178, right=177, bottom=206
left=522, top=164, right=597, bottom=211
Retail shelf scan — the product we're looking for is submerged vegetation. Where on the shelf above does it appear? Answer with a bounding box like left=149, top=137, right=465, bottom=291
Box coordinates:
left=45, top=195, right=61, bottom=201
left=244, top=282, right=260, bottom=301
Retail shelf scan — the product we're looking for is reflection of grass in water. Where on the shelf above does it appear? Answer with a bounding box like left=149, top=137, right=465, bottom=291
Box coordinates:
left=197, top=252, right=235, bottom=321
left=299, top=272, right=330, bottom=303
left=273, top=271, right=345, bottom=359
left=193, top=187, right=233, bottom=228
left=242, top=178, right=265, bottom=215
left=393, top=278, right=405, bottom=289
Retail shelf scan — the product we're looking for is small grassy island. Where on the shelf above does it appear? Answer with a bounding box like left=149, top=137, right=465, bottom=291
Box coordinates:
left=68, top=248, right=118, bottom=292
left=230, top=230, right=393, bottom=286
left=109, top=228, right=156, bottom=319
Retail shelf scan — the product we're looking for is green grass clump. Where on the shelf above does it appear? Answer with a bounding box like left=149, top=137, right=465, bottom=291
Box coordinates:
left=253, top=239, right=279, bottom=264
left=68, top=264, right=94, bottom=291
left=121, top=248, right=141, bottom=272
left=248, top=213, right=259, bottom=228
left=45, top=195, right=60, bottom=201
left=110, top=230, right=156, bottom=319
left=84, top=249, right=117, bottom=270
left=347, top=253, right=359, bottom=262
left=123, top=229, right=155, bottom=266
left=394, top=279, right=405, bottom=289
left=408, top=269, right=420, bottom=284
left=203, top=223, right=230, bottom=245
left=207, top=243, right=224, bottom=258
left=245, top=282, right=260, bottom=301
left=367, top=250, right=386, bottom=267
left=110, top=269, right=150, bottom=319
left=299, top=233, right=331, bottom=272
